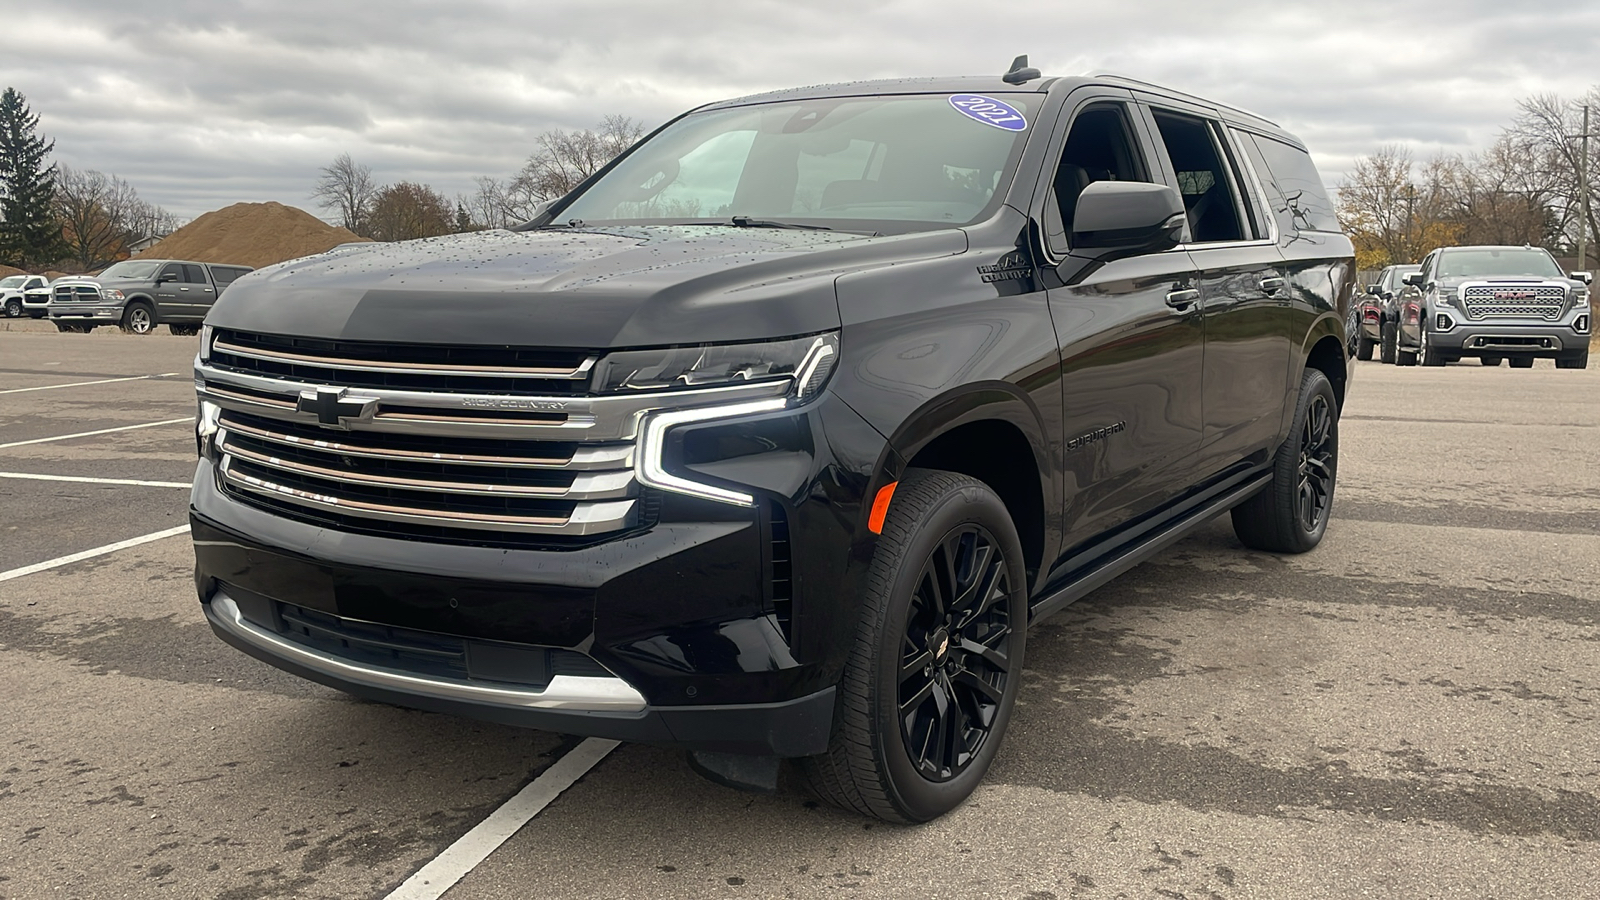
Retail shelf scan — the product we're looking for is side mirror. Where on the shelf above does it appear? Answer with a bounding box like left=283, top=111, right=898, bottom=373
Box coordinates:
left=1402, top=272, right=1423, bottom=287
left=1069, top=181, right=1188, bottom=263
left=1365, top=284, right=1381, bottom=296
left=157, top=272, right=178, bottom=283
left=1571, top=271, right=1593, bottom=286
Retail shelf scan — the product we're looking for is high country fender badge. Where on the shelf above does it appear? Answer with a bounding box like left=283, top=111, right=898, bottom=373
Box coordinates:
left=1065, top=421, right=1126, bottom=452
left=978, top=251, right=1031, bottom=283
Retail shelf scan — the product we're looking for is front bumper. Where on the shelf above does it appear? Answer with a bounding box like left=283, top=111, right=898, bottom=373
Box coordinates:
left=189, top=391, right=885, bottom=756
left=1427, top=316, right=1590, bottom=358
left=49, top=304, right=121, bottom=321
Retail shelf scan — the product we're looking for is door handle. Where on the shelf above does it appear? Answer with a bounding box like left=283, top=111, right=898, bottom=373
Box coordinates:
left=1165, top=289, right=1200, bottom=310
left=179, top=287, right=191, bottom=291
left=1260, top=277, right=1285, bottom=294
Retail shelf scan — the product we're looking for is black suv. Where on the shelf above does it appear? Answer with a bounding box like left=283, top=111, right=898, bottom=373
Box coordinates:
left=189, top=66, right=1355, bottom=822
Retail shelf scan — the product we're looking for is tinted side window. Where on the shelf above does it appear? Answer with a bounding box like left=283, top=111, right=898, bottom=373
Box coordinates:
left=1045, top=103, right=1150, bottom=254
left=1150, top=110, right=1246, bottom=243
left=210, top=266, right=250, bottom=288
left=1247, top=135, right=1340, bottom=233
left=182, top=264, right=208, bottom=284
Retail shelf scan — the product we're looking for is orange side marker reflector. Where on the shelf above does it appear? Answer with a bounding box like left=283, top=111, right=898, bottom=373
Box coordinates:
left=868, top=481, right=898, bottom=534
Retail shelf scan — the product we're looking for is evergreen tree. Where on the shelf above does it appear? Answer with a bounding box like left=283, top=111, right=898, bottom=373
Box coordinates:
left=0, top=87, right=63, bottom=268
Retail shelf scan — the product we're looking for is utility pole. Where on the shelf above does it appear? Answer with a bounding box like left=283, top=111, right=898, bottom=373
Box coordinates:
left=1580, top=104, right=1591, bottom=274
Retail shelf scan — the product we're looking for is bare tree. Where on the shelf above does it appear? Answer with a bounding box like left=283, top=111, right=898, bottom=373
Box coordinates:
left=1507, top=91, right=1600, bottom=254
left=366, top=181, right=454, bottom=242
left=509, top=115, right=645, bottom=209
left=53, top=165, right=176, bottom=272
left=311, top=153, right=377, bottom=236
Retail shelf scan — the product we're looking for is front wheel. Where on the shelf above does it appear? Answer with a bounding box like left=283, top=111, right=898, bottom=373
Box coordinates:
left=801, top=469, right=1026, bottom=823
left=3, top=298, right=20, bottom=318
left=1556, top=351, right=1588, bottom=370
left=1509, top=357, right=1535, bottom=369
left=1356, top=334, right=1375, bottom=361
left=1480, top=355, right=1502, bottom=367
left=1231, top=367, right=1338, bottom=553
left=121, top=302, right=155, bottom=335
left=169, top=324, right=200, bottom=336
left=1380, top=321, right=1397, bottom=364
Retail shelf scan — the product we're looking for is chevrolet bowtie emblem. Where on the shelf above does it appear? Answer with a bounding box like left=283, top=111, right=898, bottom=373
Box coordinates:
left=296, top=386, right=380, bottom=429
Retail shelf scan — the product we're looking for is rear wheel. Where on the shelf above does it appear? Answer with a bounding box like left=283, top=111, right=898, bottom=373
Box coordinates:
left=1356, top=334, right=1374, bottom=361
left=1555, top=351, right=1588, bottom=370
left=121, top=302, right=155, bottom=335
left=1480, top=355, right=1502, bottom=367
left=1231, top=368, right=1338, bottom=554
left=1509, top=357, right=1535, bottom=369
left=801, top=469, right=1026, bottom=823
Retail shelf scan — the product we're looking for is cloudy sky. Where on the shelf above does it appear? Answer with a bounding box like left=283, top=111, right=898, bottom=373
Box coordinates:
left=3, top=0, right=1598, bottom=223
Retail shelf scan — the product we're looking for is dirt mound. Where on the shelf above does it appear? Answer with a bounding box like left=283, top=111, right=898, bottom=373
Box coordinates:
left=138, top=202, right=369, bottom=270
left=0, top=264, right=25, bottom=278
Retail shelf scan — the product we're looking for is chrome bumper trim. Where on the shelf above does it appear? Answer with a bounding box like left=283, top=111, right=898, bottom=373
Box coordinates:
left=208, top=591, right=648, bottom=712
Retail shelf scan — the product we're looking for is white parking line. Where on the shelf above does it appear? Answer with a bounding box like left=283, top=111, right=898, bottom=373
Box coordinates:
left=0, top=524, right=191, bottom=584
left=0, top=417, right=194, bottom=449
left=0, top=372, right=181, bottom=395
left=384, top=738, right=621, bottom=900
left=0, top=472, right=191, bottom=489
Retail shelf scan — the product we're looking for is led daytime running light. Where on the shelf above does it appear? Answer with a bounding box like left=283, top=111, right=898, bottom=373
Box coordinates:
left=636, top=397, right=789, bottom=506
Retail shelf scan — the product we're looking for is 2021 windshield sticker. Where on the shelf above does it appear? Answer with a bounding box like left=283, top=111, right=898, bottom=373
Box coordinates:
left=949, top=95, right=1028, bottom=132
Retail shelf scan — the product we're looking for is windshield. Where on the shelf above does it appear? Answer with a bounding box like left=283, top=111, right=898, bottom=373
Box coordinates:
left=0, top=276, right=22, bottom=289
left=98, top=260, right=163, bottom=280
left=1382, top=266, right=1420, bottom=290
left=556, top=93, right=1038, bottom=232
left=1437, top=248, right=1563, bottom=280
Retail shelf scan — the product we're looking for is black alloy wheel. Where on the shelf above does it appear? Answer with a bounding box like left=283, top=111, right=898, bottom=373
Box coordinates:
left=897, top=523, right=1014, bottom=783
left=1232, top=367, right=1339, bottom=553
left=1295, top=390, right=1336, bottom=535
left=802, top=469, right=1026, bottom=823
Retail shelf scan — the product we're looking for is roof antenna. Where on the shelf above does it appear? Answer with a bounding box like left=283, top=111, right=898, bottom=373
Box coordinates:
left=1003, top=54, right=1041, bottom=85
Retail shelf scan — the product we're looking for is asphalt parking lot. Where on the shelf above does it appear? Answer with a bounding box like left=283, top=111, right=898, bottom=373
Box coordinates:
left=3, top=324, right=1598, bottom=899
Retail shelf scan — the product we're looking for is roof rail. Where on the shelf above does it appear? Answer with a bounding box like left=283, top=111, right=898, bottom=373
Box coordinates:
left=1088, top=73, right=1278, bottom=127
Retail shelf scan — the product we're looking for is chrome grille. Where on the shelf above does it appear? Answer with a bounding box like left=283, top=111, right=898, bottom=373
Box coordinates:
left=1460, top=284, right=1566, bottom=320
left=197, top=329, right=789, bottom=546
left=52, top=284, right=102, bottom=302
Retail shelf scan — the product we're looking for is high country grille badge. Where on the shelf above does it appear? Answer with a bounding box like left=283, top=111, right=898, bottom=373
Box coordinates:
left=297, top=387, right=380, bottom=429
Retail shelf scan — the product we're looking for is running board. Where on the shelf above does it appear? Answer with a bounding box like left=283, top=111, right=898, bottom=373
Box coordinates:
left=1028, top=471, right=1272, bottom=625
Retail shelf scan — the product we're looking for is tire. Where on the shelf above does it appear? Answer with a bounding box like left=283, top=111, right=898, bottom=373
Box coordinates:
left=1231, top=367, right=1338, bottom=554
left=121, top=302, right=155, bottom=335
left=55, top=322, right=78, bottom=333
left=1380, top=321, right=1397, bottom=365
left=1396, top=344, right=1417, bottom=366
left=1556, top=351, right=1588, bottom=370
left=3, top=298, right=20, bottom=318
left=1356, top=335, right=1374, bottom=361
left=800, top=469, right=1027, bottom=823
left=1509, top=357, right=1534, bottom=369
left=1420, top=327, right=1445, bottom=367
left=169, top=324, right=200, bottom=336
left=1480, top=355, right=1502, bottom=367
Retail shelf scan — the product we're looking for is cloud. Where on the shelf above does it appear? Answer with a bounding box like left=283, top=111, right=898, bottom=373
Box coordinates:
left=2, top=0, right=1597, bottom=219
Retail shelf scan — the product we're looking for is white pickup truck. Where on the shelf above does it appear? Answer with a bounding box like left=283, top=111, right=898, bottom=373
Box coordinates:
left=1, top=273, right=50, bottom=318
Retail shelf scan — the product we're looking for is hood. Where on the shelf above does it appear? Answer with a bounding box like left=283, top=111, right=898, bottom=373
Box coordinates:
left=208, top=225, right=965, bottom=348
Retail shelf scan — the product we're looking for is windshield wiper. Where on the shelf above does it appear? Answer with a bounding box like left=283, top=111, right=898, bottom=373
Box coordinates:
left=728, top=216, right=832, bottom=231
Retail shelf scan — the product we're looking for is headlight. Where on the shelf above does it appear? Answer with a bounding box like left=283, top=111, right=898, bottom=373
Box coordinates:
left=1434, top=286, right=1457, bottom=305
left=1573, top=286, right=1590, bottom=307
left=199, top=324, right=214, bottom=362
left=625, top=333, right=840, bottom=506
left=101, top=288, right=124, bottom=301
left=196, top=399, right=221, bottom=458
left=594, top=333, right=838, bottom=400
